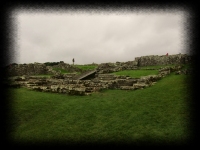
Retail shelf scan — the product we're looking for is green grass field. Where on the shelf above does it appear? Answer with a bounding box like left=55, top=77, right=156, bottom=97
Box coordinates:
left=75, top=65, right=97, bottom=71
left=51, top=65, right=97, bottom=75
left=7, top=71, right=192, bottom=145
left=112, top=70, right=159, bottom=78
left=139, top=64, right=176, bottom=69
left=112, top=64, right=192, bottom=78
left=139, top=64, right=193, bottom=70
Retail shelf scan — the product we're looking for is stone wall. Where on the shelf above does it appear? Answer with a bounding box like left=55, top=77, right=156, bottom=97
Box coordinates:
left=96, top=54, right=191, bottom=73
left=52, top=62, right=82, bottom=73
left=135, top=54, right=192, bottom=67
left=6, top=53, right=192, bottom=76
left=6, top=63, right=48, bottom=76
left=6, top=62, right=83, bottom=77
left=96, top=60, right=138, bottom=74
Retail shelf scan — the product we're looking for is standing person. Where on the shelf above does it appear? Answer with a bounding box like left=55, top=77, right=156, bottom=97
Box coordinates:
left=166, top=53, right=168, bottom=56
left=72, top=58, right=75, bottom=65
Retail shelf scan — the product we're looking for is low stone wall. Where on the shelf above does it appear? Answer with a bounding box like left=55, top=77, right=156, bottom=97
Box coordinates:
left=6, top=65, right=186, bottom=96
left=6, top=62, right=83, bottom=77
left=6, top=74, right=160, bottom=95
left=96, top=61, right=138, bottom=74
left=52, top=62, right=82, bottom=73
left=51, top=72, right=77, bottom=80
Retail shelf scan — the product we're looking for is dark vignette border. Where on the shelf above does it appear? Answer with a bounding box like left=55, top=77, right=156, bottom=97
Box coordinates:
left=1, top=1, right=198, bottom=148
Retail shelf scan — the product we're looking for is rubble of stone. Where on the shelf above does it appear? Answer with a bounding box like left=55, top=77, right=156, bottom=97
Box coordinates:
left=51, top=62, right=82, bottom=73
left=5, top=74, right=155, bottom=95
left=96, top=61, right=138, bottom=74
left=51, top=72, right=77, bottom=80
left=5, top=65, right=187, bottom=96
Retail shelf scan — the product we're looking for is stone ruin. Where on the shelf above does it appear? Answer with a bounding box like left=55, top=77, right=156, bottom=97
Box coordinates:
left=96, top=53, right=192, bottom=73
left=135, top=53, right=191, bottom=66
left=4, top=53, right=193, bottom=96
left=6, top=63, right=48, bottom=76
left=5, top=53, right=192, bottom=77
left=6, top=61, right=83, bottom=77
left=5, top=65, right=190, bottom=96
left=96, top=61, right=138, bottom=74
left=48, top=61, right=83, bottom=73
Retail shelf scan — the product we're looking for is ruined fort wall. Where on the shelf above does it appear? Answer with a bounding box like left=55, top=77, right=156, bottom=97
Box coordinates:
left=7, top=63, right=48, bottom=76
left=6, top=62, right=83, bottom=77
left=6, top=54, right=192, bottom=76
left=96, top=54, right=192, bottom=73
left=53, top=62, right=82, bottom=72
left=135, top=54, right=191, bottom=67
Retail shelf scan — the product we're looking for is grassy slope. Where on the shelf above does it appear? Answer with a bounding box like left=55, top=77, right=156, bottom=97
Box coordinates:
left=52, top=67, right=69, bottom=74
left=112, top=64, right=191, bottom=78
left=112, top=70, right=159, bottom=78
left=75, top=65, right=97, bottom=71
left=7, top=73, right=192, bottom=144
left=139, top=64, right=176, bottom=69
left=51, top=65, right=97, bottom=75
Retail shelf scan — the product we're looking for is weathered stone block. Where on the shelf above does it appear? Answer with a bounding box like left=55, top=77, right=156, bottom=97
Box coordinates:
left=120, top=86, right=135, bottom=90
left=133, top=83, right=149, bottom=89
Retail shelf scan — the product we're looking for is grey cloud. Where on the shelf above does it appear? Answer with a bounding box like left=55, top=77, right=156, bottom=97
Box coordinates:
left=14, top=11, right=186, bottom=65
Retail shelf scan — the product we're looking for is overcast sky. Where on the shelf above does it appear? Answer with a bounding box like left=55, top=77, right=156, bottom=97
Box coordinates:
left=12, top=9, right=188, bottom=65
